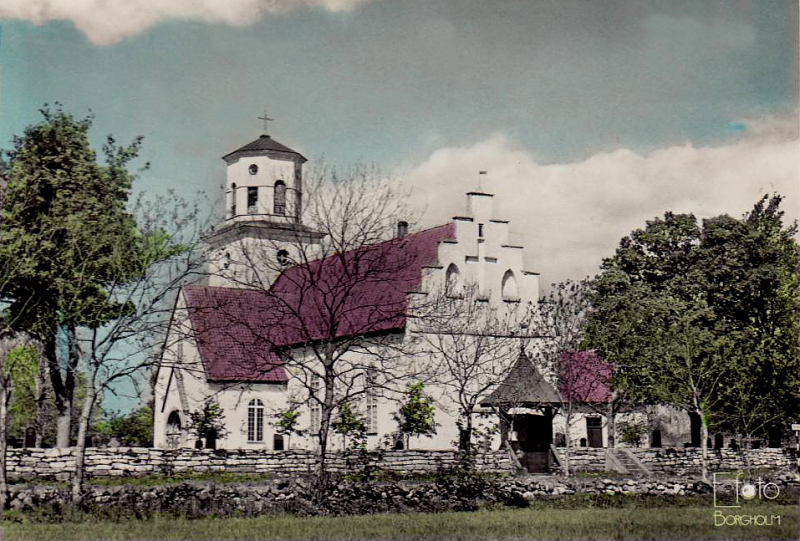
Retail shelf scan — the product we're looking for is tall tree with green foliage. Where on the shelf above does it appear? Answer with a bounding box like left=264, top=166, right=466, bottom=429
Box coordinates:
left=585, top=195, right=799, bottom=480
left=0, top=105, right=149, bottom=447
left=395, top=382, right=436, bottom=449
left=1, top=106, right=206, bottom=504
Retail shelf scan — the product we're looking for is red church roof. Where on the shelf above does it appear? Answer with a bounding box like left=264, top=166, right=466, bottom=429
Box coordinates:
left=184, top=223, right=456, bottom=382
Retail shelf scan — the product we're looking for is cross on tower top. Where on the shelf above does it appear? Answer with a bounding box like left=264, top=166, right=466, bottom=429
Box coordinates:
left=257, top=110, right=274, bottom=134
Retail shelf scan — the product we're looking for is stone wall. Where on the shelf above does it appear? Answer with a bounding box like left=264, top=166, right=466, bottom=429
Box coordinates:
left=8, top=473, right=799, bottom=516
left=7, top=448, right=513, bottom=481
left=555, top=447, right=796, bottom=475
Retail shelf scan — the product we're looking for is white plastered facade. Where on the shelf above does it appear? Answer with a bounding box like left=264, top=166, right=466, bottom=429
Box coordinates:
left=154, top=134, right=639, bottom=453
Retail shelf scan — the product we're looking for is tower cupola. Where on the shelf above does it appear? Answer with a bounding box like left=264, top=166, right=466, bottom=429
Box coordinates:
left=222, top=134, right=306, bottom=224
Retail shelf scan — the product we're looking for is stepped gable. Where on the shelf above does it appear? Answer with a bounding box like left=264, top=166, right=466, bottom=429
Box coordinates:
left=184, top=223, right=456, bottom=382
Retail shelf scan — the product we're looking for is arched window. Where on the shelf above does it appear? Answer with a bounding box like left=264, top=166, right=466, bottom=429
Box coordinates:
left=501, top=270, right=518, bottom=300
left=274, top=180, right=287, bottom=215
left=445, top=263, right=462, bottom=297
left=276, top=249, right=290, bottom=267
left=247, top=399, right=264, bottom=442
left=230, top=183, right=237, bottom=217
left=247, top=187, right=258, bottom=214
left=166, top=410, right=182, bottom=449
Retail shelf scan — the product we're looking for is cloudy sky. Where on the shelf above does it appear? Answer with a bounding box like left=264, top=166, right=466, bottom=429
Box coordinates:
left=1, top=0, right=798, bottom=286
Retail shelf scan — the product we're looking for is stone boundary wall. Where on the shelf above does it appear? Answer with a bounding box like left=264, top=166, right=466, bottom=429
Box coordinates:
left=556, top=447, right=796, bottom=475
left=8, top=473, right=800, bottom=515
left=7, top=448, right=513, bottom=481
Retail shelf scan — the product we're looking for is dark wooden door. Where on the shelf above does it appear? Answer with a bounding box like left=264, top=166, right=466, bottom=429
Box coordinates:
left=24, top=427, right=36, bottom=448
left=586, top=417, right=603, bottom=448
left=515, top=414, right=554, bottom=473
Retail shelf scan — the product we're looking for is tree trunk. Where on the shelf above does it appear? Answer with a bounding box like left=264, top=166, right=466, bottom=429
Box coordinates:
left=315, top=362, right=335, bottom=497
left=458, top=412, right=474, bottom=453
left=45, top=333, right=76, bottom=448
left=0, top=377, right=11, bottom=511
left=71, top=376, right=96, bottom=505
left=563, top=411, right=572, bottom=477
left=34, top=344, right=47, bottom=448
left=607, top=399, right=616, bottom=448
left=700, top=409, right=709, bottom=483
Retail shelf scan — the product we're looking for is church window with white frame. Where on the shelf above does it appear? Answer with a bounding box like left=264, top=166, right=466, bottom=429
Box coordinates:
left=365, top=369, right=378, bottom=435
left=247, top=398, right=264, bottom=442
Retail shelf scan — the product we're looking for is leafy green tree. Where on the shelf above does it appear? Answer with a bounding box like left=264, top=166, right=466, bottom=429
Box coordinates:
left=188, top=399, right=227, bottom=446
left=332, top=402, right=366, bottom=450
left=395, top=382, right=436, bottom=449
left=94, top=405, right=153, bottom=447
left=5, top=345, right=37, bottom=441
left=585, top=195, right=799, bottom=480
left=0, top=105, right=149, bottom=447
left=0, top=333, right=32, bottom=509
left=693, top=198, right=799, bottom=440
left=273, top=404, right=304, bottom=450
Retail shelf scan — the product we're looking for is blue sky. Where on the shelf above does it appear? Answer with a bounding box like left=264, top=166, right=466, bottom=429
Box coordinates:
left=1, top=1, right=795, bottom=189
left=1, top=1, right=798, bottom=409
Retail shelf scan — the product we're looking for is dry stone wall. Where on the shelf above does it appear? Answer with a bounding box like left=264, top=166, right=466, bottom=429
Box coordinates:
left=556, top=447, right=796, bottom=475
left=7, top=448, right=513, bottom=481
left=8, top=473, right=800, bottom=516
left=9, top=446, right=797, bottom=482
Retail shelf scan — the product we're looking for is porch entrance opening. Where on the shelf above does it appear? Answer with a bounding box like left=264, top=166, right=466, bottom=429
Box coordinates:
left=514, top=413, right=553, bottom=473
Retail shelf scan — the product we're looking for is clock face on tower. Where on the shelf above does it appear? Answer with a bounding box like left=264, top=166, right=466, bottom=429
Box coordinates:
left=248, top=164, right=258, bottom=175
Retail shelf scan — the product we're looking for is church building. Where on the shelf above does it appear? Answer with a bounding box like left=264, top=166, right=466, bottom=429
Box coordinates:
left=152, top=129, right=620, bottom=457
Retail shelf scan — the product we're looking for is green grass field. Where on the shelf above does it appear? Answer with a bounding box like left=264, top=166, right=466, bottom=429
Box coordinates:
left=3, top=504, right=796, bottom=541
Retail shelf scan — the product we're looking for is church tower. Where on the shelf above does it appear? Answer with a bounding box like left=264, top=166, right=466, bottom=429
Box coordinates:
left=206, top=128, right=325, bottom=288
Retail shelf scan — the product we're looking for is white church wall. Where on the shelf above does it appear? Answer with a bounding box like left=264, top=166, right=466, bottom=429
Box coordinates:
left=160, top=132, right=551, bottom=453
left=206, top=382, right=288, bottom=449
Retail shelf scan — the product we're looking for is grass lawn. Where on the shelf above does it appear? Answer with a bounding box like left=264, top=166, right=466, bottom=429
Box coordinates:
left=2, top=504, right=796, bottom=541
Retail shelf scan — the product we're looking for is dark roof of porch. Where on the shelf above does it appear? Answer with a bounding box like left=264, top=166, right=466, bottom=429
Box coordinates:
left=481, top=350, right=561, bottom=406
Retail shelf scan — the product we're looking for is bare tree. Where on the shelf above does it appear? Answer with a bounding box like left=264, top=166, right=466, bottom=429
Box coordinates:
left=69, top=193, right=207, bottom=503
left=539, top=280, right=626, bottom=475
left=411, top=282, right=543, bottom=454
left=197, top=165, right=435, bottom=491
left=539, top=279, right=591, bottom=475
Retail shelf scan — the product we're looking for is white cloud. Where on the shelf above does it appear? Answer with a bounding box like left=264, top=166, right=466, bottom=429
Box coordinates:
left=0, top=0, right=374, bottom=45
left=400, top=114, right=800, bottom=289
